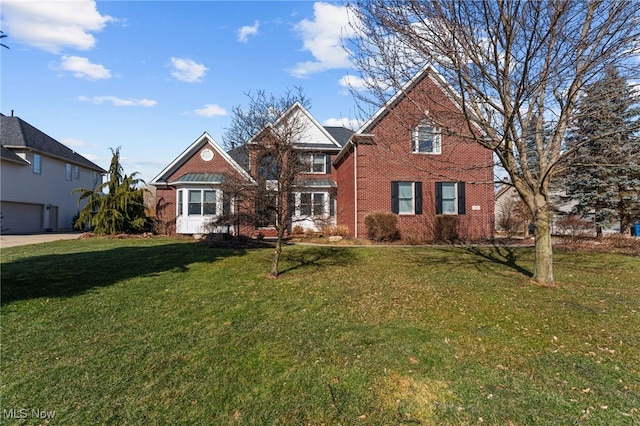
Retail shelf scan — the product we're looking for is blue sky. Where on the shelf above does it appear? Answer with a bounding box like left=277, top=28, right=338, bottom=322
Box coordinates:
left=1, top=1, right=367, bottom=183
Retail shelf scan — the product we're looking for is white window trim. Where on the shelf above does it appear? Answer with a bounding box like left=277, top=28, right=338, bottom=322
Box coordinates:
left=441, top=182, right=458, bottom=215
left=397, top=181, right=415, bottom=215
left=177, top=188, right=224, bottom=217
left=65, top=163, right=72, bottom=181
left=297, top=191, right=329, bottom=217
left=412, top=121, right=442, bottom=154
left=299, top=153, right=327, bottom=174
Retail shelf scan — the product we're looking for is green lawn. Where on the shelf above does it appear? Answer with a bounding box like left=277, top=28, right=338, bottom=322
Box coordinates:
left=1, top=238, right=638, bottom=425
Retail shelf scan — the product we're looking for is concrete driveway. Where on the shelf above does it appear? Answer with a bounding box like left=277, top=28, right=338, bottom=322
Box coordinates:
left=0, top=232, right=82, bottom=248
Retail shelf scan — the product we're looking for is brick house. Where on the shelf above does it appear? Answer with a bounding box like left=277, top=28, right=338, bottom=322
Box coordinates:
left=334, top=65, right=494, bottom=240
left=151, top=132, right=255, bottom=235
left=152, top=66, right=494, bottom=240
left=151, top=104, right=351, bottom=236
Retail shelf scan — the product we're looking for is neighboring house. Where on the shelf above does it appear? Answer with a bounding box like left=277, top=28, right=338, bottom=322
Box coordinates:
left=0, top=113, right=105, bottom=234
left=152, top=66, right=495, bottom=241
left=151, top=104, right=351, bottom=236
left=334, top=65, right=494, bottom=240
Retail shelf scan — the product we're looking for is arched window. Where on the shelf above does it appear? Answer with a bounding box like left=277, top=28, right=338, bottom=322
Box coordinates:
left=258, top=154, right=279, bottom=180
left=412, top=119, right=441, bottom=154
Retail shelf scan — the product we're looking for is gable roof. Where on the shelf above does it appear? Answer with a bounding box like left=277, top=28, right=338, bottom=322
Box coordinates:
left=0, top=113, right=106, bottom=172
left=150, top=132, right=255, bottom=185
left=334, top=64, right=466, bottom=166
left=248, top=102, right=347, bottom=151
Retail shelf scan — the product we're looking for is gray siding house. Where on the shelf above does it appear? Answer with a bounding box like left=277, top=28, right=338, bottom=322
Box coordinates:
left=1, top=113, right=106, bottom=234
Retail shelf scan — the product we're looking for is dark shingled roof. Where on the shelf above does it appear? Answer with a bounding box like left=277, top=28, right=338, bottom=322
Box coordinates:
left=0, top=113, right=106, bottom=172
left=323, top=126, right=354, bottom=147
left=0, top=145, right=29, bottom=164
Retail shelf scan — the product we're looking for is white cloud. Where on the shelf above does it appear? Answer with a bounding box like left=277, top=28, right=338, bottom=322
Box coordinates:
left=339, top=74, right=371, bottom=91
left=170, top=57, right=208, bottom=83
left=193, top=104, right=228, bottom=117
left=52, top=56, right=111, bottom=80
left=323, top=117, right=362, bottom=130
left=61, top=137, right=88, bottom=148
left=78, top=95, right=157, bottom=107
left=0, top=0, right=113, bottom=53
left=238, top=21, right=260, bottom=43
left=290, top=2, right=357, bottom=78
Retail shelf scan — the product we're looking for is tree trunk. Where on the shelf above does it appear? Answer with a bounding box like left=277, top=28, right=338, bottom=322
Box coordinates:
left=269, top=228, right=285, bottom=278
left=532, top=208, right=554, bottom=284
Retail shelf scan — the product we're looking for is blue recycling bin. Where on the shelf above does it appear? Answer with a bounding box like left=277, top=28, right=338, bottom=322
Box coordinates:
left=633, top=223, right=640, bottom=237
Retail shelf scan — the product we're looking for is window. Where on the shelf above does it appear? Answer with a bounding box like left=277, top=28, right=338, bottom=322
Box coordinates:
left=412, top=120, right=441, bottom=154
left=299, top=153, right=327, bottom=174
left=436, top=182, right=466, bottom=215
left=188, top=190, right=202, bottom=215
left=300, top=192, right=325, bottom=216
left=258, top=154, right=279, bottom=180
left=187, top=189, right=217, bottom=216
left=74, top=166, right=80, bottom=179
left=33, top=154, right=42, bottom=174
left=203, top=190, right=216, bottom=215
left=391, top=181, right=422, bottom=215
left=177, top=191, right=183, bottom=216
left=65, top=164, right=72, bottom=181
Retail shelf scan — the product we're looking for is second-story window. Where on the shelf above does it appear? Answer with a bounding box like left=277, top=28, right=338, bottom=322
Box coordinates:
left=65, top=164, right=72, bottom=181
left=33, top=154, right=42, bottom=174
left=299, top=153, right=327, bottom=174
left=412, top=119, right=441, bottom=154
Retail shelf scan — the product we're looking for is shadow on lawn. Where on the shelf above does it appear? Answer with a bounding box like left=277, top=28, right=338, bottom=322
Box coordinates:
left=1, top=242, right=248, bottom=306
left=463, top=244, right=534, bottom=278
left=279, top=246, right=358, bottom=275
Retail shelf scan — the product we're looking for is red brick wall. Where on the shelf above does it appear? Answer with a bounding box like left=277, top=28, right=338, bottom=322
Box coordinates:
left=335, top=144, right=356, bottom=236
left=338, top=73, right=494, bottom=240
left=155, top=145, right=247, bottom=230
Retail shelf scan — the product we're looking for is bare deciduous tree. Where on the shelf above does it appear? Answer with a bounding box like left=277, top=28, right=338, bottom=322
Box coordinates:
left=346, top=0, right=640, bottom=283
left=224, top=90, right=312, bottom=278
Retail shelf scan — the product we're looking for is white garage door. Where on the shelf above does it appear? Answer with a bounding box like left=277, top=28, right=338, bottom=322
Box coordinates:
left=0, top=201, right=43, bottom=234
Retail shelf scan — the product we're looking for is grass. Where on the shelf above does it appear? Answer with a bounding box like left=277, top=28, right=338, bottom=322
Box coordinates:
left=1, top=237, right=639, bottom=425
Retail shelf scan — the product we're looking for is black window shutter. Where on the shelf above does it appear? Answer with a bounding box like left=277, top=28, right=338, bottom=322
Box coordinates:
left=458, top=182, right=466, bottom=214
left=435, top=182, right=443, bottom=214
left=325, top=154, right=331, bottom=173
left=415, top=181, right=422, bottom=214
left=391, top=181, right=399, bottom=214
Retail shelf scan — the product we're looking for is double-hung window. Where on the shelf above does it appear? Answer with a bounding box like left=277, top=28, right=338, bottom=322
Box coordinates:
left=65, top=164, right=72, bottom=181
left=299, top=153, right=327, bottom=174
left=187, top=189, right=217, bottom=216
left=412, top=120, right=441, bottom=154
left=391, top=181, right=423, bottom=215
left=436, top=182, right=466, bottom=215
left=300, top=192, right=326, bottom=216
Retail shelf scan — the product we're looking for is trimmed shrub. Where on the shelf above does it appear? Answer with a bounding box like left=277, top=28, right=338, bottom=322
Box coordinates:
left=364, top=211, right=399, bottom=242
left=434, top=215, right=459, bottom=243
left=291, top=225, right=305, bottom=235
left=322, top=224, right=351, bottom=238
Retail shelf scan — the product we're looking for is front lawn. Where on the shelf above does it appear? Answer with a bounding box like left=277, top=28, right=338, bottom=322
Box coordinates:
left=1, top=238, right=638, bottom=424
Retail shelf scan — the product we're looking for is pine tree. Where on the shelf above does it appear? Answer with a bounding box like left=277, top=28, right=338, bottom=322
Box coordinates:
left=563, top=67, right=640, bottom=235
left=74, top=147, right=148, bottom=234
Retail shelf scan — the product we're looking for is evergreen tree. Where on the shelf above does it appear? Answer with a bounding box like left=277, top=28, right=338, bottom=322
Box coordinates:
left=563, top=67, right=640, bottom=234
left=74, top=147, right=148, bottom=234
